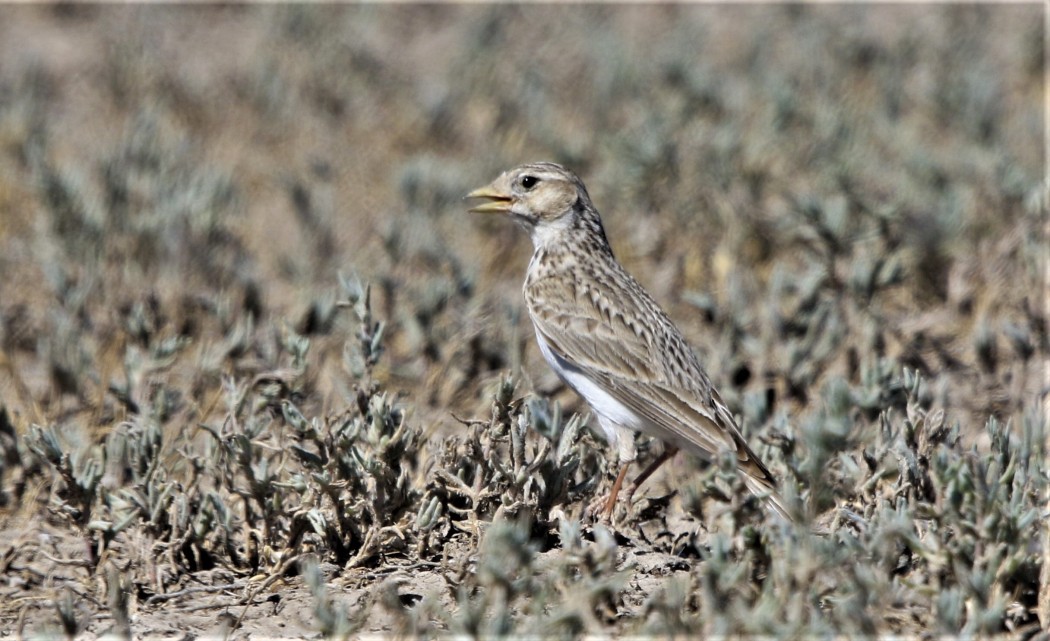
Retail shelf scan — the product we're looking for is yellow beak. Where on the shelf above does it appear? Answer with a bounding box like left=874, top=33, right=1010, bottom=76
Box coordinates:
left=465, top=184, right=512, bottom=214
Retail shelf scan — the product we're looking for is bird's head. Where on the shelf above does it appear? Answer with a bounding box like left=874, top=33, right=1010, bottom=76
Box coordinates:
left=466, top=162, right=598, bottom=247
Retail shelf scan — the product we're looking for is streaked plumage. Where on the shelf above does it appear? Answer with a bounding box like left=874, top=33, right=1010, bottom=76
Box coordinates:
left=467, top=162, right=789, bottom=521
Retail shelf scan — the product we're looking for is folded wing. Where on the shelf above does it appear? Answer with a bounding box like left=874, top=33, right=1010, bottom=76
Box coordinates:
left=526, top=273, right=783, bottom=508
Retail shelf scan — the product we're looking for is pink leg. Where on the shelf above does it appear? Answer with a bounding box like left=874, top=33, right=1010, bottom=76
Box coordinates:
left=625, top=446, right=679, bottom=503
left=602, top=462, right=633, bottom=519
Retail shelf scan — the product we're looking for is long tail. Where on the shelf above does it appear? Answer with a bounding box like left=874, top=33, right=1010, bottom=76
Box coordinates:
left=742, top=473, right=792, bottom=522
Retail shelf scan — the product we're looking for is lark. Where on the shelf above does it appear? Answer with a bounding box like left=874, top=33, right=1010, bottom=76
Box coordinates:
left=467, top=162, right=790, bottom=521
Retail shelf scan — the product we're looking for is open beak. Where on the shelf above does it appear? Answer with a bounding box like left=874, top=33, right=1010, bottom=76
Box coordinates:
left=465, top=184, right=512, bottom=214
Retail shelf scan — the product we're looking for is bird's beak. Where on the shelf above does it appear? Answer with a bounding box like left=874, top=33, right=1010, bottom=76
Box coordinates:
left=465, top=183, right=512, bottom=214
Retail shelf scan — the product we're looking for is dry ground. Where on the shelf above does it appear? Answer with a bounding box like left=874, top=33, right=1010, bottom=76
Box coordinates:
left=0, top=5, right=1045, bottom=638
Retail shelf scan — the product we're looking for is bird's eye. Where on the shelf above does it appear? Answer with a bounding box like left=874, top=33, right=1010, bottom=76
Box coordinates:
left=520, top=175, right=539, bottom=190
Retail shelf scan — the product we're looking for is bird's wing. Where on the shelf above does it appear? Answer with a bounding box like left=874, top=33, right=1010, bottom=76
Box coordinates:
left=526, top=276, right=779, bottom=490
left=590, top=373, right=780, bottom=489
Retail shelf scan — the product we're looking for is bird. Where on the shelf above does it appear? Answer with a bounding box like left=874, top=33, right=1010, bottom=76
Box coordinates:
left=466, top=162, right=791, bottom=522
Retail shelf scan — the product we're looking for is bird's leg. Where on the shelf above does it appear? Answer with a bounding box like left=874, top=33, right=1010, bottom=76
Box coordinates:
left=624, top=446, right=679, bottom=504
left=602, top=461, right=633, bottom=520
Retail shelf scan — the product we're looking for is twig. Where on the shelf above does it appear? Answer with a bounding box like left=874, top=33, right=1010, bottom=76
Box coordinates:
left=39, top=551, right=92, bottom=568
left=224, top=554, right=304, bottom=639
left=450, top=413, right=487, bottom=428
left=144, top=582, right=245, bottom=606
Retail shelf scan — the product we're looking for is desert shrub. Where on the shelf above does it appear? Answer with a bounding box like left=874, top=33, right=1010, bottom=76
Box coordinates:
left=0, top=4, right=1043, bottom=638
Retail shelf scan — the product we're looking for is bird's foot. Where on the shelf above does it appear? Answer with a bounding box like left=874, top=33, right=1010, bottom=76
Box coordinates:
left=584, top=492, right=615, bottom=523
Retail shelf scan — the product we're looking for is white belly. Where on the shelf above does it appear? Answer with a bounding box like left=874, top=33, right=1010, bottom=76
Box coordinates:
left=534, top=328, right=640, bottom=462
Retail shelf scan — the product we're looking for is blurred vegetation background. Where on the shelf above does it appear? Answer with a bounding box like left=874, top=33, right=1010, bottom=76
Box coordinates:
left=0, top=4, right=1044, bottom=638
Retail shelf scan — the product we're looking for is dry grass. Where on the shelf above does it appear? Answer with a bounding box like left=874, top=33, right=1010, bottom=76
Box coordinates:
left=0, top=4, right=1045, bottom=638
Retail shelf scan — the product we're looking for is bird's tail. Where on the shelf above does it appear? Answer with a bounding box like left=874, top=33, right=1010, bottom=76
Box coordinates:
left=742, top=473, right=792, bottom=523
